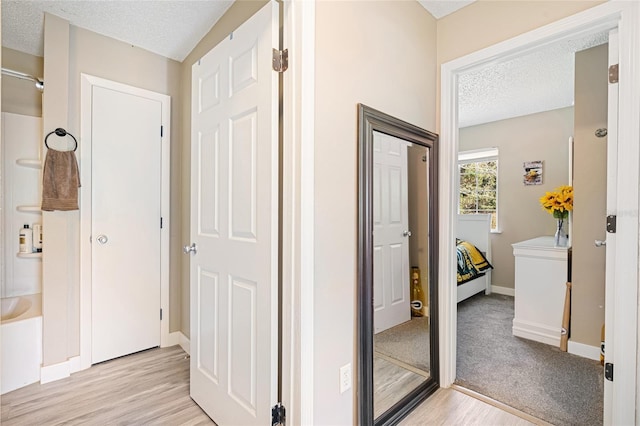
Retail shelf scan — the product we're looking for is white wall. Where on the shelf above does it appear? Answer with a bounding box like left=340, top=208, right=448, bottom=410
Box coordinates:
left=314, top=2, right=437, bottom=423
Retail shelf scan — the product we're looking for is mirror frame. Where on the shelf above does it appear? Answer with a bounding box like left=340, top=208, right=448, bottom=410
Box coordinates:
left=357, top=104, right=440, bottom=425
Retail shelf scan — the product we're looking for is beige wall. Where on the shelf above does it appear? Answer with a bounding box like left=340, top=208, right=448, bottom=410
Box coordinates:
left=1, top=47, right=43, bottom=116
left=571, top=44, right=608, bottom=347
left=42, top=15, right=183, bottom=365
left=314, top=1, right=437, bottom=423
left=459, top=107, right=574, bottom=290
left=179, top=0, right=268, bottom=338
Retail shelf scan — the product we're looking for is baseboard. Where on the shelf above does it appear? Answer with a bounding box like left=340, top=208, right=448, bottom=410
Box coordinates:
left=568, top=340, right=600, bottom=361
left=179, top=333, right=191, bottom=355
left=41, top=359, right=72, bottom=384
left=167, top=331, right=181, bottom=347
left=168, top=331, right=190, bottom=355
left=512, top=319, right=560, bottom=347
left=491, top=285, right=515, bottom=296
left=68, top=356, right=82, bottom=374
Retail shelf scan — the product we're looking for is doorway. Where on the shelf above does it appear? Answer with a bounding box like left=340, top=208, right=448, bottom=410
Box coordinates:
left=79, top=74, right=171, bottom=370
left=439, top=3, right=640, bottom=425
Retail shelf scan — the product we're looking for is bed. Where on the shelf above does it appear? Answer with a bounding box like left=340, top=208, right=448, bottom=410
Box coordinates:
left=457, top=214, right=493, bottom=303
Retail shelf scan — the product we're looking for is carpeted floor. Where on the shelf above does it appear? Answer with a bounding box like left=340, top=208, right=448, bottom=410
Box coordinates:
left=456, top=293, right=604, bottom=426
left=374, top=316, right=430, bottom=373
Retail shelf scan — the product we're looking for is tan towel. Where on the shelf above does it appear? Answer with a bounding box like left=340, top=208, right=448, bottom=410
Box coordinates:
left=41, top=149, right=81, bottom=211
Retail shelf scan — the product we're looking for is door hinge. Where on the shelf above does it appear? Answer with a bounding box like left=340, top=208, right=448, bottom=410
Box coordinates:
left=605, top=362, right=614, bottom=381
left=272, top=49, right=288, bottom=73
left=606, top=215, right=616, bottom=233
left=161, top=125, right=164, bottom=137
left=160, top=217, right=163, bottom=229
left=271, top=402, right=285, bottom=426
left=160, top=308, right=163, bottom=321
left=609, top=64, right=619, bottom=84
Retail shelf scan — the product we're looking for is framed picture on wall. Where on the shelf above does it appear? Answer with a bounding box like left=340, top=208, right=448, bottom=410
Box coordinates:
left=523, top=160, right=543, bottom=185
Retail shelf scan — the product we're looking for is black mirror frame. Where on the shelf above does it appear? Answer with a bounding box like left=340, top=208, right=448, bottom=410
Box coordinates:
left=357, top=104, right=440, bottom=425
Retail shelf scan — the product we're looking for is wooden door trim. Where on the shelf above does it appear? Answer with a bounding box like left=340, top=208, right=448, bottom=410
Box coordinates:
left=79, top=74, right=171, bottom=371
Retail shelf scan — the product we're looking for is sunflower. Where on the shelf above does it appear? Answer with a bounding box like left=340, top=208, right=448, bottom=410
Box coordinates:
left=539, top=185, right=573, bottom=219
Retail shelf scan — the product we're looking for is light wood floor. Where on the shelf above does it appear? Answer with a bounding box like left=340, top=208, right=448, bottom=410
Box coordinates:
left=1, top=345, right=214, bottom=425
left=2, top=345, right=537, bottom=425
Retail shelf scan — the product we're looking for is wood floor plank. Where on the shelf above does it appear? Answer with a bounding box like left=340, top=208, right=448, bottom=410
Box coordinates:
left=399, top=388, right=535, bottom=426
left=3, top=345, right=538, bottom=425
left=1, top=346, right=215, bottom=425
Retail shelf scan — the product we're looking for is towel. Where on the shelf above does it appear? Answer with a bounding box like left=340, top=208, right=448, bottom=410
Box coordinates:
left=41, top=149, right=81, bottom=211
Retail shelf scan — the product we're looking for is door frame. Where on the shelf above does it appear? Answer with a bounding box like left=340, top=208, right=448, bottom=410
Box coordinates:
left=439, top=2, right=640, bottom=423
left=78, top=74, right=171, bottom=370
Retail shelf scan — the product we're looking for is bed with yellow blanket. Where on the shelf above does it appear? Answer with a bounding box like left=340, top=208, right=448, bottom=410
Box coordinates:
left=457, top=214, right=493, bottom=303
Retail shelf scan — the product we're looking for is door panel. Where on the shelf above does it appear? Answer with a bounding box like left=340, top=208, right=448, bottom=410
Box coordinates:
left=373, top=131, right=410, bottom=334
left=190, top=2, right=279, bottom=424
left=91, top=86, right=161, bottom=364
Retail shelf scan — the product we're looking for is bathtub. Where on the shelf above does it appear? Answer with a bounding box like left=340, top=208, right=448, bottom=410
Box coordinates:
left=1, top=293, right=42, bottom=394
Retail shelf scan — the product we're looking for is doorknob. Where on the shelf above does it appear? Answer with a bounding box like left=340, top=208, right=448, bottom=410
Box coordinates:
left=183, top=243, right=197, bottom=254
left=96, top=234, right=108, bottom=244
left=403, top=230, right=412, bottom=237
left=595, top=240, right=606, bottom=247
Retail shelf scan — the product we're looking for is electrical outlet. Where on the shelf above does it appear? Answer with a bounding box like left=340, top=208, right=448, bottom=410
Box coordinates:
left=339, top=363, right=352, bottom=394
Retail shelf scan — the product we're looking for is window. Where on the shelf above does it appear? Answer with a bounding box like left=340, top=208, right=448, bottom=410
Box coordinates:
left=458, top=148, right=499, bottom=231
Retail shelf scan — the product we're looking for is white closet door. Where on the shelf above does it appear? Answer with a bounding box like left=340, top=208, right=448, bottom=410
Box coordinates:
left=91, top=86, right=161, bottom=364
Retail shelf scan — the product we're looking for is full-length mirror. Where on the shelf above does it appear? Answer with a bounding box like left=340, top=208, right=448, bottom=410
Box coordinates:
left=358, top=104, right=439, bottom=425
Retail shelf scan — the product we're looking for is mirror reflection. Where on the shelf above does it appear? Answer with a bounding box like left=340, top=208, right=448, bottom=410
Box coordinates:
left=371, top=131, right=431, bottom=417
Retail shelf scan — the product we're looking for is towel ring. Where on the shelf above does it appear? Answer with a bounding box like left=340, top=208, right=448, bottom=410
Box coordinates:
left=45, top=128, right=78, bottom=152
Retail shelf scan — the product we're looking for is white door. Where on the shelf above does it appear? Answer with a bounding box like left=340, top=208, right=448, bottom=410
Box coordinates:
left=603, top=28, right=618, bottom=426
left=91, top=86, right=162, bottom=364
left=189, top=2, right=279, bottom=424
left=373, top=131, right=411, bottom=334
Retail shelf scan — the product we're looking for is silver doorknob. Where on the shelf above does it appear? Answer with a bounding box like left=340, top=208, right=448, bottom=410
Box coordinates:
left=183, top=243, right=197, bottom=254
left=97, top=235, right=108, bottom=244
left=403, top=230, right=412, bottom=237
left=595, top=240, right=606, bottom=247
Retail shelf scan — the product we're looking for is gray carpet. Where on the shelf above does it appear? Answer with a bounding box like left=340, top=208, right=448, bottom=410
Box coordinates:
left=456, top=293, right=604, bottom=426
left=374, top=316, right=430, bottom=372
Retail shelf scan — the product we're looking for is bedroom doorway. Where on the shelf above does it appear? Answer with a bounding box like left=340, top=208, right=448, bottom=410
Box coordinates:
left=453, top=31, right=610, bottom=426
left=440, top=3, right=640, bottom=425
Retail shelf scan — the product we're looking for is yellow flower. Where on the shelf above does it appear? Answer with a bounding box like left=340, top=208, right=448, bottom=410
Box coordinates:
left=539, top=185, right=573, bottom=219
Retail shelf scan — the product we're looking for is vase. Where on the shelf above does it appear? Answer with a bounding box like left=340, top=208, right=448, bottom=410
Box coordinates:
left=554, top=218, right=568, bottom=247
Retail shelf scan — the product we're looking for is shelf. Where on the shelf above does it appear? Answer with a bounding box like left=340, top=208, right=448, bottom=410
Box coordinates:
left=16, top=159, right=42, bottom=169
left=16, top=205, right=41, bottom=213
left=16, top=252, right=42, bottom=259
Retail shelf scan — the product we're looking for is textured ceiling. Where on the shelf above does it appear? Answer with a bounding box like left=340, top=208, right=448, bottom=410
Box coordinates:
left=458, top=31, right=609, bottom=128
left=1, top=0, right=234, bottom=62
left=418, top=0, right=476, bottom=19
left=1, top=0, right=608, bottom=127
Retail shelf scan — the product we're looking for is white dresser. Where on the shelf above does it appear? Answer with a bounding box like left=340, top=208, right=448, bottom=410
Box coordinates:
left=512, top=236, right=571, bottom=346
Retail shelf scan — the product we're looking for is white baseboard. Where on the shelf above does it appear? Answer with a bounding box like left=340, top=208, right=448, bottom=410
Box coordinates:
left=491, top=285, right=515, bottom=296
left=512, top=319, right=560, bottom=347
left=179, top=333, right=191, bottom=355
left=168, top=331, right=190, bottom=355
left=167, top=331, right=181, bottom=347
left=568, top=340, right=601, bottom=361
left=41, top=359, right=72, bottom=384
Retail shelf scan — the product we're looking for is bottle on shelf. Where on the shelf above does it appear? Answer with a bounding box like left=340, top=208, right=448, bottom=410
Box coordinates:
left=33, top=223, right=43, bottom=252
left=19, top=224, right=33, bottom=253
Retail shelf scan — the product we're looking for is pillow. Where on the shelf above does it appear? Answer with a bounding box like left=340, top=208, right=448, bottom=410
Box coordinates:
left=457, top=239, right=493, bottom=272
